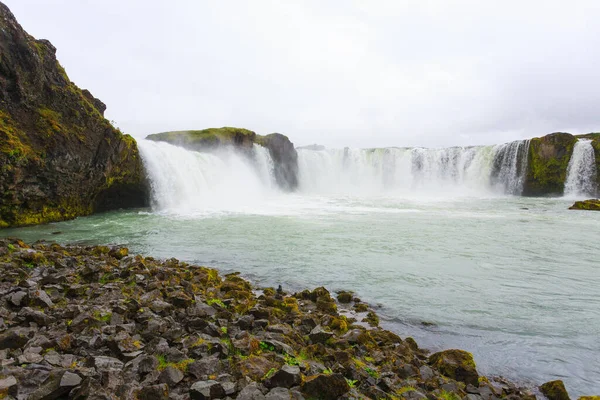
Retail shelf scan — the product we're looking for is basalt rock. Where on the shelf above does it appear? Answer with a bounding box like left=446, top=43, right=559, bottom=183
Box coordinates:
left=0, top=2, right=149, bottom=228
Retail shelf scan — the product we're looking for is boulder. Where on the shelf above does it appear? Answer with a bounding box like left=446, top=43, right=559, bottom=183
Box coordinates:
left=265, top=365, right=302, bottom=388
left=428, top=349, right=479, bottom=386
left=301, top=373, right=350, bottom=400
left=189, top=380, right=226, bottom=400
left=540, top=380, right=570, bottom=400
left=569, top=199, right=600, bottom=211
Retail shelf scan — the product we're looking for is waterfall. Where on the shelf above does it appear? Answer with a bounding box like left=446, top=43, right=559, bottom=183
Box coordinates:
left=138, top=140, right=277, bottom=215
left=564, top=139, right=598, bottom=198
left=490, top=140, right=530, bottom=195
left=297, top=140, right=528, bottom=196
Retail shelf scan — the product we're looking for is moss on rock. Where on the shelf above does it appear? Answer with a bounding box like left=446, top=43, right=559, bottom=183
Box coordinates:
left=523, top=132, right=577, bottom=196
left=569, top=199, right=600, bottom=211
left=428, top=349, right=479, bottom=386
left=540, top=380, right=570, bottom=400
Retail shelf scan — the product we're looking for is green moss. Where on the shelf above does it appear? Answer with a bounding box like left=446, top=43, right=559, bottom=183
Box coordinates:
left=524, top=133, right=577, bottom=196
left=569, top=199, right=600, bottom=211
left=36, top=107, right=63, bottom=136
left=438, top=390, right=462, bottom=400
left=540, top=380, right=570, bottom=400
left=146, top=127, right=256, bottom=149
left=0, top=110, right=36, bottom=162
left=156, top=355, right=195, bottom=372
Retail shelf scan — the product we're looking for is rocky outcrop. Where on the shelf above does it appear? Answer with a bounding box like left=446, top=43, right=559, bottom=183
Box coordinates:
left=522, top=132, right=577, bottom=196
left=147, top=127, right=299, bottom=191
left=256, top=133, right=298, bottom=190
left=0, top=237, right=550, bottom=400
left=569, top=199, right=600, bottom=211
left=0, top=2, right=148, bottom=228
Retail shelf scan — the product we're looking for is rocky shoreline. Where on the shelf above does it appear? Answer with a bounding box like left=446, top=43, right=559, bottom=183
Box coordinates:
left=0, top=238, right=590, bottom=400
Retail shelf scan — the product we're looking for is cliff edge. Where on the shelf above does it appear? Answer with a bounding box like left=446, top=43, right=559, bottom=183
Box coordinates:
left=0, top=2, right=149, bottom=228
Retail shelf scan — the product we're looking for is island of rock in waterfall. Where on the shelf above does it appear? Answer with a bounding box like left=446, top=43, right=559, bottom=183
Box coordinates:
left=0, top=1, right=600, bottom=399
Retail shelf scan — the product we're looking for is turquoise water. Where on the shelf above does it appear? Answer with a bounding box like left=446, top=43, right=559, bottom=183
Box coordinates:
left=3, top=195, right=599, bottom=396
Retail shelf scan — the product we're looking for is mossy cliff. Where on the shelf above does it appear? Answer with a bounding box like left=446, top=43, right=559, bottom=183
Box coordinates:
left=522, top=132, right=577, bottom=196
left=147, top=128, right=299, bottom=190
left=0, top=2, right=149, bottom=228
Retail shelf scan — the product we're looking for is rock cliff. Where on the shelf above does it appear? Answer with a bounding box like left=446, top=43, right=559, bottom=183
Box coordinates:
left=522, top=132, right=577, bottom=196
left=0, top=2, right=148, bottom=228
left=147, top=128, right=299, bottom=191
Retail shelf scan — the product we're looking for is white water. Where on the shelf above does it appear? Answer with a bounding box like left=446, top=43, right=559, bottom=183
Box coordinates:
left=138, top=140, right=277, bottom=215
left=298, top=141, right=529, bottom=196
left=564, top=139, right=598, bottom=198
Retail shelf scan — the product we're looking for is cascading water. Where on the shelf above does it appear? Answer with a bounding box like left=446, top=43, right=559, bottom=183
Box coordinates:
left=564, top=139, right=598, bottom=198
left=138, top=140, right=277, bottom=215
left=490, top=140, right=530, bottom=195
left=297, top=140, right=529, bottom=196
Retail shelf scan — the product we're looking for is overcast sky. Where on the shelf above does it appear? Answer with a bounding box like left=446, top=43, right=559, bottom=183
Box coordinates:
left=5, top=0, right=600, bottom=148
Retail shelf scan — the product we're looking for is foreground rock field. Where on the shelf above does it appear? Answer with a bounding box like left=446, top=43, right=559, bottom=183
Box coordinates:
left=0, top=238, right=585, bottom=400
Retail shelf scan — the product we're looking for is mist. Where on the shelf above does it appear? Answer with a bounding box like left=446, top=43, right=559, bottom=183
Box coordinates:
left=6, top=0, right=600, bottom=148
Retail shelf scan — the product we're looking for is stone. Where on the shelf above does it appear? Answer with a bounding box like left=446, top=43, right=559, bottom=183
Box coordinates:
left=419, top=365, right=435, bottom=380
left=301, top=373, right=350, bottom=400
left=28, top=370, right=82, bottom=400
left=0, top=375, right=17, bottom=393
left=93, top=356, right=124, bottom=371
left=265, top=365, right=302, bottom=388
left=137, top=383, right=170, bottom=400
left=236, top=382, right=267, bottom=400
left=189, top=380, right=226, bottom=400
left=9, top=290, right=27, bottom=307
left=266, top=387, right=294, bottom=400
left=158, top=366, right=184, bottom=386
left=309, top=325, right=334, bottom=344
left=428, top=349, right=479, bottom=386
left=336, top=291, right=353, bottom=303
left=0, top=327, right=31, bottom=349
left=540, top=380, right=570, bottom=400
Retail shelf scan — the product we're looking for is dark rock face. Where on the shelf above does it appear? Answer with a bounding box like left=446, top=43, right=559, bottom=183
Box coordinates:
left=522, top=132, right=577, bottom=196
left=0, top=2, right=148, bottom=228
left=146, top=127, right=299, bottom=191
left=256, top=133, right=299, bottom=191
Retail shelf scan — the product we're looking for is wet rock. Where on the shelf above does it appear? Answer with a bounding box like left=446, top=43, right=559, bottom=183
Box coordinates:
left=301, top=373, right=350, bottom=400
left=309, top=325, right=333, bottom=344
left=159, top=365, right=184, bottom=386
left=336, top=291, right=353, bottom=303
left=265, top=365, right=302, bottom=388
left=429, top=349, right=479, bottom=386
left=540, top=380, right=570, bottom=400
left=190, top=380, right=226, bottom=400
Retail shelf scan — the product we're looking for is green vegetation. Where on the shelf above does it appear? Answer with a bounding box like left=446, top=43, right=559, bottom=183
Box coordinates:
left=207, top=298, right=226, bottom=308
left=438, top=390, right=462, bottom=400
left=156, top=355, right=194, bottom=372
left=146, top=127, right=257, bottom=149
left=524, top=132, right=577, bottom=196
left=345, top=378, right=358, bottom=388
